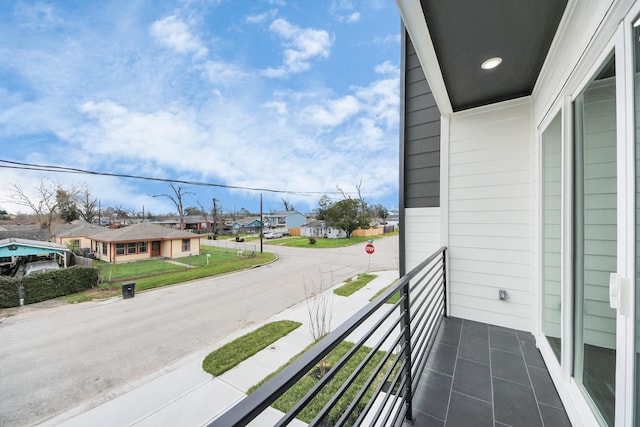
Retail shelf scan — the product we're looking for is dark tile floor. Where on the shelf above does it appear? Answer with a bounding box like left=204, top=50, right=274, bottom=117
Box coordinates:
left=408, top=317, right=572, bottom=427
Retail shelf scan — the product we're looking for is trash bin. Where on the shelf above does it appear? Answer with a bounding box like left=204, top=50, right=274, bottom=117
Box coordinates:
left=122, top=282, right=135, bottom=299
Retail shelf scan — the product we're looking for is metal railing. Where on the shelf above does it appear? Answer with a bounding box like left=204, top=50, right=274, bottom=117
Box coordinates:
left=210, top=247, right=447, bottom=427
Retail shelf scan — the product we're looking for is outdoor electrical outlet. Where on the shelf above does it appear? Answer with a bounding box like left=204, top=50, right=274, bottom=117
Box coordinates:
left=499, top=289, right=508, bottom=301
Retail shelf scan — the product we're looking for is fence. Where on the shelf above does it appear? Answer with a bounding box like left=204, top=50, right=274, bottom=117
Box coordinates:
left=210, top=247, right=447, bottom=426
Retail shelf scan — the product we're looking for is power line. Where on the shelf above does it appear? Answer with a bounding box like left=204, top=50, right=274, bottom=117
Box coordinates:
left=0, top=159, right=349, bottom=197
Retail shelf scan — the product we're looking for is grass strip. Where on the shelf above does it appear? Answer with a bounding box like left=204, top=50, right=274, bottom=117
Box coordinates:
left=369, top=279, right=400, bottom=304
left=202, top=320, right=301, bottom=377
left=248, top=341, right=398, bottom=424
left=275, top=236, right=376, bottom=248
left=333, top=273, right=377, bottom=297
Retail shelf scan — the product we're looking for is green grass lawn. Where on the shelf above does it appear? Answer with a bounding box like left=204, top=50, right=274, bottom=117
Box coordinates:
left=274, top=236, right=376, bottom=248
left=202, top=320, right=302, bottom=376
left=333, top=273, right=377, bottom=297
left=369, top=281, right=401, bottom=304
left=60, top=246, right=276, bottom=302
left=248, top=341, right=398, bottom=424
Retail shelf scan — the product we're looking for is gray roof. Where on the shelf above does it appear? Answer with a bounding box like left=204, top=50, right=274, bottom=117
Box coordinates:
left=264, top=211, right=304, bottom=218
left=91, top=223, right=199, bottom=243
left=52, top=220, right=105, bottom=238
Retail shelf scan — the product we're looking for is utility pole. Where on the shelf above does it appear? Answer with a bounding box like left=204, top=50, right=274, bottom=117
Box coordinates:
left=260, top=193, right=263, bottom=253
left=212, top=198, right=218, bottom=235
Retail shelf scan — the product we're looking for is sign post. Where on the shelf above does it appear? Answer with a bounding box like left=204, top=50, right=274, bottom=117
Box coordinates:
left=365, top=242, right=375, bottom=272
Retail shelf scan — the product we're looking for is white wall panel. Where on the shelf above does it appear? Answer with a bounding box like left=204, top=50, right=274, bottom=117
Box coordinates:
left=447, top=99, right=532, bottom=331
left=404, top=207, right=440, bottom=271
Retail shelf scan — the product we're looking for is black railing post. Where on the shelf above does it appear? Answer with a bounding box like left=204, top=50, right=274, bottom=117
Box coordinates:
left=402, top=277, right=414, bottom=423
left=442, top=248, right=447, bottom=317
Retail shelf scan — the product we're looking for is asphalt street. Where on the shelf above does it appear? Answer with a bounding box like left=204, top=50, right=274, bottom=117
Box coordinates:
left=0, top=235, right=398, bottom=427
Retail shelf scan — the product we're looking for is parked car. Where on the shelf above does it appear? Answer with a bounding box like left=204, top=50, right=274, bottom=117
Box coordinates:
left=23, top=260, right=61, bottom=277
left=264, top=232, right=283, bottom=239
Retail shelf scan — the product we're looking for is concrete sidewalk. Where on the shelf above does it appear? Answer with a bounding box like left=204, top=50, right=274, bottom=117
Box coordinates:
left=39, top=270, right=399, bottom=427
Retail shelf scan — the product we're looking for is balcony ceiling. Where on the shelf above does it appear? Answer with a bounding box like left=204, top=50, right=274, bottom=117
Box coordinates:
left=415, top=0, right=568, bottom=112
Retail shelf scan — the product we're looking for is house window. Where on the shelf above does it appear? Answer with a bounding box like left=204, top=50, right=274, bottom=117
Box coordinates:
left=127, top=242, right=137, bottom=254
left=102, top=243, right=107, bottom=254
left=182, top=239, right=190, bottom=251
left=71, top=239, right=80, bottom=249
left=115, top=243, right=125, bottom=255
left=138, top=241, right=148, bottom=253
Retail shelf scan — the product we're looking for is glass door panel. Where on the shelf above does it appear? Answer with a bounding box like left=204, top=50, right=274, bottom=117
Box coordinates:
left=542, top=112, right=562, bottom=362
left=573, top=54, right=617, bottom=426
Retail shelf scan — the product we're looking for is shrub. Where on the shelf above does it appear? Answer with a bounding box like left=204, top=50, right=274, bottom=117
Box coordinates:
left=308, top=237, right=317, bottom=245
left=0, top=276, right=20, bottom=308
left=22, top=266, right=99, bottom=305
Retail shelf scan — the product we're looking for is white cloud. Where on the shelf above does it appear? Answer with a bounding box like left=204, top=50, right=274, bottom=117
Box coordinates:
left=345, top=12, right=360, bottom=23
left=246, top=9, right=278, bottom=24
left=263, top=18, right=332, bottom=77
left=301, top=95, right=360, bottom=128
left=149, top=15, right=208, bottom=57
left=372, top=34, right=401, bottom=45
left=200, top=60, right=248, bottom=85
left=330, top=1, right=360, bottom=23
left=375, top=61, right=399, bottom=76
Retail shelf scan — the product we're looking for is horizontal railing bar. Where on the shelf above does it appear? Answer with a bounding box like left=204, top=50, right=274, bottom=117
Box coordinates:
left=354, top=349, right=407, bottom=427
left=209, top=247, right=446, bottom=427
left=283, top=311, right=404, bottom=426
left=412, top=317, right=443, bottom=394
left=277, top=301, right=403, bottom=425
left=409, top=274, right=443, bottom=326
left=409, top=268, right=443, bottom=313
left=311, top=323, right=405, bottom=426
left=411, top=307, right=443, bottom=381
left=333, top=337, right=406, bottom=426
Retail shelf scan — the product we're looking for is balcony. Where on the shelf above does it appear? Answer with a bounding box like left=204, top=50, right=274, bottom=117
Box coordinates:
left=210, top=248, right=571, bottom=426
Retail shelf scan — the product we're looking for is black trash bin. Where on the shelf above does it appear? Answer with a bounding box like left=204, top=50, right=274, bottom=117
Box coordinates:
left=122, top=282, right=135, bottom=299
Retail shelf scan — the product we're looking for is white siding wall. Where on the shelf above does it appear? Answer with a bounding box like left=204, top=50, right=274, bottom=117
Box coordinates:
left=447, top=99, right=532, bottom=331
left=404, top=207, right=440, bottom=271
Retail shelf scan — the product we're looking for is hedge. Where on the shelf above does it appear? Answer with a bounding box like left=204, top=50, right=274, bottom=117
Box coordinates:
left=0, top=266, right=99, bottom=308
left=0, top=276, right=20, bottom=308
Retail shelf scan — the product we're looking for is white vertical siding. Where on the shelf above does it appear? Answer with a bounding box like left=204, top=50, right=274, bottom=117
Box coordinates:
left=404, top=207, right=440, bottom=271
left=447, top=99, right=532, bottom=331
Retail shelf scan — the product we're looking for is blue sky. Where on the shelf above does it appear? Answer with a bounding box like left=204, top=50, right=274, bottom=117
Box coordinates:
left=0, top=0, right=401, bottom=216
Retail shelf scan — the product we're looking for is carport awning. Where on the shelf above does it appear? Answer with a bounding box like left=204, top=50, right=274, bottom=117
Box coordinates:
left=0, top=238, right=70, bottom=258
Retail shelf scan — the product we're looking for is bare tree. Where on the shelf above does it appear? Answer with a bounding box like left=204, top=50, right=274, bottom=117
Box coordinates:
left=9, top=179, right=67, bottom=234
left=153, top=182, right=195, bottom=229
left=78, top=185, right=98, bottom=224
left=196, top=201, right=209, bottom=223
left=282, top=198, right=295, bottom=211
left=304, top=270, right=334, bottom=377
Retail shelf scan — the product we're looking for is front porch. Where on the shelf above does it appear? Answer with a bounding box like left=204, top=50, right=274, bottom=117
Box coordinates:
left=210, top=248, right=572, bottom=426
left=411, top=317, right=571, bottom=426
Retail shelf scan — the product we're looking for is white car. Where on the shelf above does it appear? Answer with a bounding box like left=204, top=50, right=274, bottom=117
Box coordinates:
left=24, top=260, right=61, bottom=277
left=264, top=232, right=283, bottom=239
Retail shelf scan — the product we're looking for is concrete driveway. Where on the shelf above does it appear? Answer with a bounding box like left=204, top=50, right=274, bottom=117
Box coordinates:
left=0, top=235, right=398, bottom=427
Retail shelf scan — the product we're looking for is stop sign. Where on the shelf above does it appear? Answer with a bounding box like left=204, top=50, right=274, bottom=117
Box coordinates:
left=365, top=243, right=375, bottom=254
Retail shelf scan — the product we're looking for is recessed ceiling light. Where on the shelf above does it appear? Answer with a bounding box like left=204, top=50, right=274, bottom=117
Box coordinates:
left=481, top=57, right=502, bottom=70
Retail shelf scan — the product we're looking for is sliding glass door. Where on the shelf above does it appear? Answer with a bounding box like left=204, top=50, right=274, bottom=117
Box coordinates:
left=573, top=54, right=618, bottom=426
left=542, top=112, right=562, bottom=363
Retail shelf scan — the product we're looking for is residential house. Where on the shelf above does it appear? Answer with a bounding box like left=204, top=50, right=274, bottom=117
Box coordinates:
left=300, top=220, right=347, bottom=239
left=263, top=211, right=306, bottom=229
left=396, top=0, right=639, bottom=425
left=90, top=222, right=200, bottom=264
left=52, top=220, right=105, bottom=252
left=231, top=217, right=263, bottom=234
